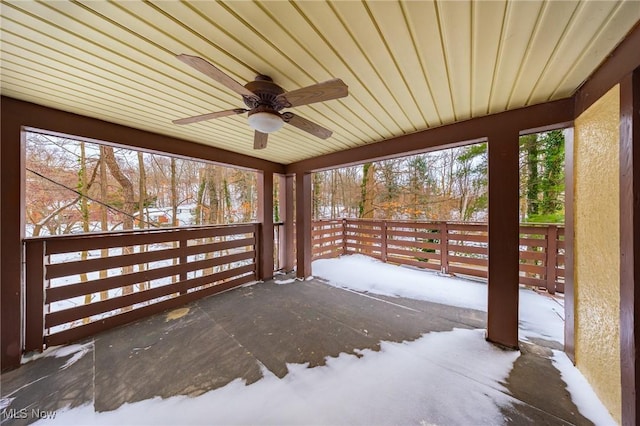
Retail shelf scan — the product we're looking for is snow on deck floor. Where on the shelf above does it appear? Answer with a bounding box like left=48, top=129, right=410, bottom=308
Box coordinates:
left=40, top=329, right=518, bottom=425
left=37, top=254, right=615, bottom=426
left=313, top=254, right=564, bottom=344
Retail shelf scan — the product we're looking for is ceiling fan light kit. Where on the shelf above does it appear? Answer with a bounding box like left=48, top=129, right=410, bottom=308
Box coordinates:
left=247, top=111, right=284, bottom=133
left=174, top=54, right=348, bottom=149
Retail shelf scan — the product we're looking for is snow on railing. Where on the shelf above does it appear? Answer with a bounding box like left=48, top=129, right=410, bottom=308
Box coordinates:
left=23, top=223, right=259, bottom=352
left=312, top=219, right=564, bottom=294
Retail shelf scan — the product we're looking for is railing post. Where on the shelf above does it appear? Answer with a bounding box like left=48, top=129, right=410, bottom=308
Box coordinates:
left=546, top=225, right=558, bottom=294
left=25, top=240, right=46, bottom=353
left=381, top=220, right=388, bottom=263
left=254, top=223, right=261, bottom=280
left=440, top=222, right=449, bottom=274
left=342, top=218, right=347, bottom=255
left=179, top=238, right=188, bottom=295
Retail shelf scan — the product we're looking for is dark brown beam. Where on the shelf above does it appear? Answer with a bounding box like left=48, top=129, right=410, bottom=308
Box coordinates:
left=1, top=97, right=285, bottom=174
left=620, top=66, right=640, bottom=426
left=278, top=174, right=295, bottom=272
left=563, top=128, right=576, bottom=363
left=1, top=103, right=26, bottom=371
left=486, top=129, right=520, bottom=349
left=575, top=22, right=640, bottom=117
left=295, top=173, right=312, bottom=278
left=257, top=171, right=274, bottom=280
left=285, top=98, right=573, bottom=173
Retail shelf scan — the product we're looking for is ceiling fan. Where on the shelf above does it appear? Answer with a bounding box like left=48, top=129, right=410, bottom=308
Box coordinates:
left=172, top=54, right=348, bottom=149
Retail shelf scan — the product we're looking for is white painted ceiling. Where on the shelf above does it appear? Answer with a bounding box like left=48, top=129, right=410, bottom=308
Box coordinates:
left=1, top=1, right=639, bottom=164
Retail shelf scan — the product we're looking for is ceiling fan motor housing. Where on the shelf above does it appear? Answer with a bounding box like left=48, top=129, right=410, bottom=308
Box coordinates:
left=243, top=76, right=287, bottom=111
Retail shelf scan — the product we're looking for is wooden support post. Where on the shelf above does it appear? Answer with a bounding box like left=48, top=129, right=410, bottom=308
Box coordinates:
left=620, top=67, right=640, bottom=426
left=296, top=173, right=312, bottom=278
left=278, top=174, right=295, bottom=272
left=1, top=104, right=25, bottom=370
left=257, top=171, right=274, bottom=280
left=546, top=225, right=558, bottom=294
left=24, top=240, right=46, bottom=353
left=487, top=130, right=520, bottom=349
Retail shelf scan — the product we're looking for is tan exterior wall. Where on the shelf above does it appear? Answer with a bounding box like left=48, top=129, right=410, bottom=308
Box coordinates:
left=573, top=85, right=621, bottom=423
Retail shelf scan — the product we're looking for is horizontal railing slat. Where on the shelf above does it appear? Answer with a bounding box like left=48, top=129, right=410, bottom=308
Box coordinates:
left=47, top=250, right=254, bottom=303
left=386, top=256, right=440, bottom=270
left=448, top=255, right=487, bottom=267
left=42, top=224, right=257, bottom=254
left=519, top=276, right=546, bottom=287
left=447, top=244, right=488, bottom=255
left=46, top=263, right=255, bottom=328
left=312, top=235, right=343, bottom=246
left=345, top=236, right=381, bottom=245
left=386, top=229, right=443, bottom=239
left=386, top=247, right=440, bottom=260
left=47, top=237, right=255, bottom=279
left=387, top=239, right=440, bottom=251
left=446, top=233, right=488, bottom=243
left=520, top=251, right=546, bottom=261
left=45, top=273, right=255, bottom=347
left=449, top=265, right=488, bottom=278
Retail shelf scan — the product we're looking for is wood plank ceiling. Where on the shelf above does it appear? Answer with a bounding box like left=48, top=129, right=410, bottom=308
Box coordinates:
left=2, top=1, right=639, bottom=165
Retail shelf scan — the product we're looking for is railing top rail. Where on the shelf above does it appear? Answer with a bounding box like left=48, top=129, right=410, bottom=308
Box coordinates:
left=312, top=218, right=564, bottom=229
left=23, top=222, right=260, bottom=243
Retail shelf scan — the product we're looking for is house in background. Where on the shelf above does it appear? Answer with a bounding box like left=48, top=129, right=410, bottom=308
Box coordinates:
left=1, top=1, right=639, bottom=424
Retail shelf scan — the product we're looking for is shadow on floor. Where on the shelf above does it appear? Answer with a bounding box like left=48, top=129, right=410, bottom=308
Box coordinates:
left=1, top=276, right=592, bottom=425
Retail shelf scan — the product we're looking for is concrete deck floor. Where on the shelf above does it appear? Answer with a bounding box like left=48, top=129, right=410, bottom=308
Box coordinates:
left=1, top=275, right=592, bottom=425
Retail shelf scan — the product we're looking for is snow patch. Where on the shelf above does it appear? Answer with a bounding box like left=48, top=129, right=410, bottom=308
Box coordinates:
left=21, top=342, right=92, bottom=370
left=274, top=278, right=296, bottom=285
left=552, top=350, right=617, bottom=425
left=0, top=397, right=15, bottom=410
left=37, top=329, right=519, bottom=426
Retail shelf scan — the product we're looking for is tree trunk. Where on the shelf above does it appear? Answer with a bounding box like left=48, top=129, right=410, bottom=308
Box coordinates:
left=79, top=142, right=92, bottom=318
left=170, top=157, right=179, bottom=284
left=313, top=172, right=322, bottom=220
left=99, top=146, right=109, bottom=300
left=171, top=158, right=178, bottom=227
left=102, top=146, right=135, bottom=303
left=137, top=152, right=148, bottom=291
left=195, top=167, right=206, bottom=225
left=522, top=134, right=539, bottom=217
left=359, top=163, right=375, bottom=219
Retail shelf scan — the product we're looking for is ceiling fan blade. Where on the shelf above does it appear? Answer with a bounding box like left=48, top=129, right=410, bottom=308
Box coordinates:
left=172, top=108, right=247, bottom=125
left=254, top=131, right=268, bottom=149
left=282, top=112, right=333, bottom=139
left=276, top=78, right=348, bottom=108
left=176, top=54, right=259, bottom=101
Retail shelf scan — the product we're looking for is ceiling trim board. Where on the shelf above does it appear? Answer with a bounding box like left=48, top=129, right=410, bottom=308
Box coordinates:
left=285, top=97, right=574, bottom=174
left=1, top=97, right=285, bottom=174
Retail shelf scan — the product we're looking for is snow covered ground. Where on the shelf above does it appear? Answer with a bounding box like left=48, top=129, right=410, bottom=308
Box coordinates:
left=36, top=254, right=615, bottom=425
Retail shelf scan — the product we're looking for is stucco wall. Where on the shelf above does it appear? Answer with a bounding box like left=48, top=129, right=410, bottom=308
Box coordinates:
left=573, top=85, right=620, bottom=423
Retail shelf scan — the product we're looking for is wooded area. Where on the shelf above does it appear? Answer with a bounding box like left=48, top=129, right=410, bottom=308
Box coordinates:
left=25, top=130, right=565, bottom=238
left=311, top=130, right=565, bottom=223
left=25, top=132, right=258, bottom=237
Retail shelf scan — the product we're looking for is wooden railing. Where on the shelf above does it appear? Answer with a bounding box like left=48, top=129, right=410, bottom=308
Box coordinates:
left=312, top=219, right=565, bottom=294
left=23, top=223, right=259, bottom=352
